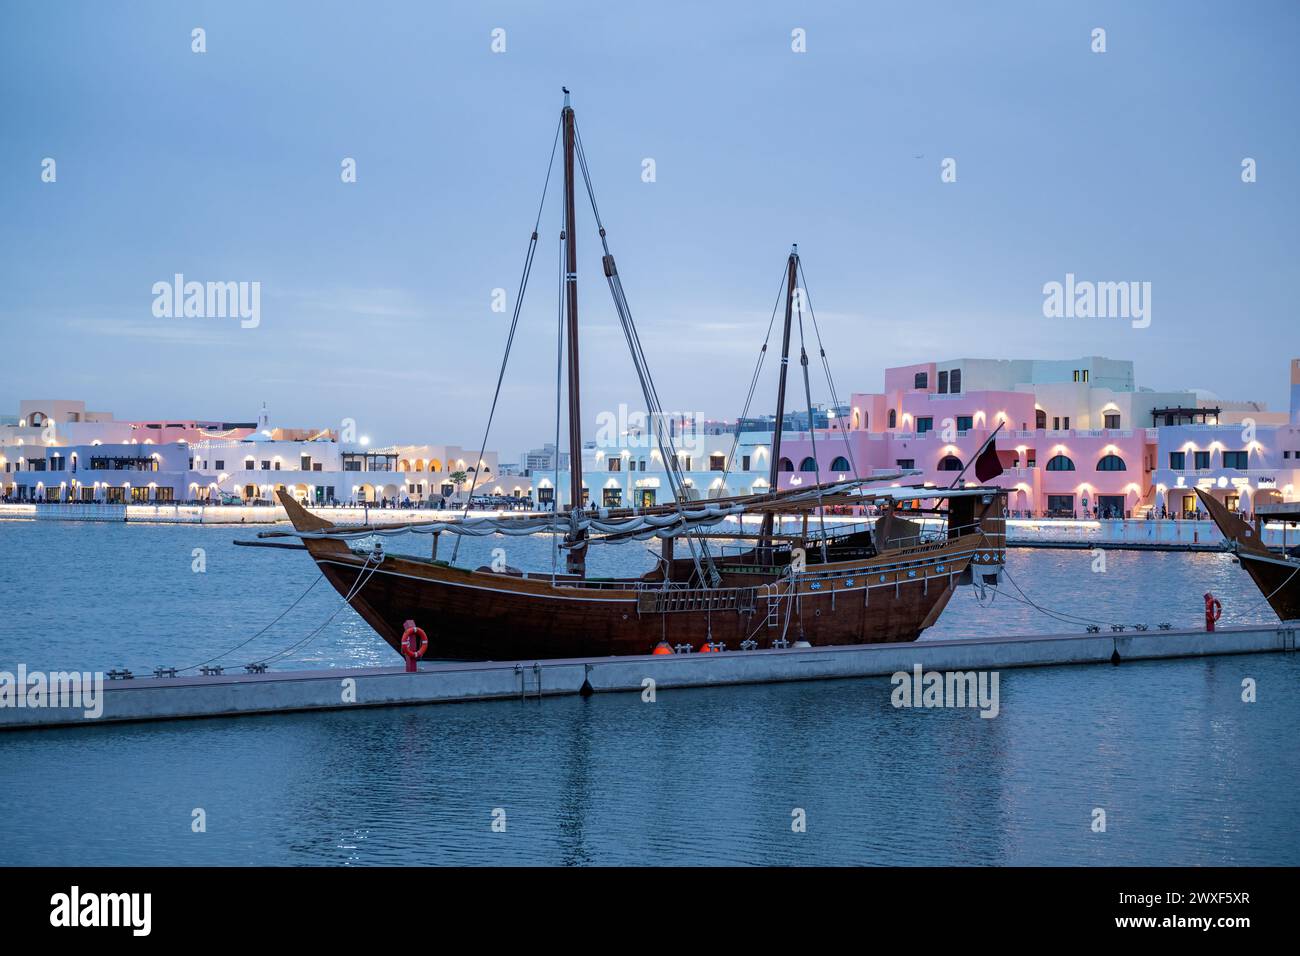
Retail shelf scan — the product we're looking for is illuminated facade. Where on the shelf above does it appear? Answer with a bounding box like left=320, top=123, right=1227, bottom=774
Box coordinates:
left=776, top=357, right=1300, bottom=518
left=0, top=401, right=499, bottom=506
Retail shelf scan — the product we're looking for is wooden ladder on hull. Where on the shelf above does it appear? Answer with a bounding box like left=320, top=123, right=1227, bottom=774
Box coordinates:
left=761, top=582, right=788, bottom=628
left=637, top=586, right=758, bottom=615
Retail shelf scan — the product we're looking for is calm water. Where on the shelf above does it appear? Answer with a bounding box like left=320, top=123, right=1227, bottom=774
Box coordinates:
left=1, top=519, right=1296, bottom=865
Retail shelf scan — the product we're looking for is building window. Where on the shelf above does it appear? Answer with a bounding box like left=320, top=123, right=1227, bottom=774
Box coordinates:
left=273, top=461, right=281, bottom=470
left=538, top=487, right=554, bottom=504
left=301, top=455, right=312, bottom=470
left=896, top=459, right=915, bottom=470
left=778, top=457, right=793, bottom=472
left=244, top=459, right=255, bottom=470
left=1047, top=494, right=1075, bottom=516
left=602, top=487, right=622, bottom=507
left=1035, top=409, right=1047, bottom=430
left=709, top=454, right=726, bottom=471
left=1194, top=451, right=1210, bottom=470
left=215, top=460, right=224, bottom=470
left=742, top=455, right=751, bottom=471
left=313, top=463, right=322, bottom=471
left=830, top=456, right=851, bottom=472
left=949, top=370, right=961, bottom=393
left=1045, top=454, right=1076, bottom=471
left=1169, top=451, right=1186, bottom=470
left=799, top=457, right=817, bottom=472
left=1222, top=450, right=1248, bottom=469
left=1104, top=413, right=1121, bottom=429
left=607, top=457, right=621, bottom=472
left=937, top=370, right=949, bottom=394
left=888, top=409, right=897, bottom=429
left=914, top=371, right=928, bottom=389
left=938, top=455, right=963, bottom=471
left=956, top=416, right=973, bottom=433
left=1096, top=454, right=1126, bottom=472
left=916, top=417, right=933, bottom=434
left=155, top=487, right=174, bottom=502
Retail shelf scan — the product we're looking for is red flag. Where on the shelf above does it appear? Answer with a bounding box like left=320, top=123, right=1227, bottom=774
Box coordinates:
left=974, top=437, right=1005, bottom=483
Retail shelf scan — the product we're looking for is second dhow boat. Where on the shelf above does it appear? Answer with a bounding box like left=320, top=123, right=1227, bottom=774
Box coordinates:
left=260, top=91, right=1008, bottom=661
left=1197, top=489, right=1300, bottom=621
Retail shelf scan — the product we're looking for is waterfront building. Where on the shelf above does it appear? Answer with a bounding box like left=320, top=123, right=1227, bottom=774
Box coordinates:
left=0, top=401, right=499, bottom=507
left=6, top=358, right=1296, bottom=516
left=772, top=356, right=1300, bottom=518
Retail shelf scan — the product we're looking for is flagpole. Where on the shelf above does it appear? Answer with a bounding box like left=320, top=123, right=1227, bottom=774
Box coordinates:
left=948, top=420, right=1006, bottom=489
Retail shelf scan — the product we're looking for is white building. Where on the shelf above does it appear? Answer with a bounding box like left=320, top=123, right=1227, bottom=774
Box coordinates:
left=0, top=400, right=501, bottom=507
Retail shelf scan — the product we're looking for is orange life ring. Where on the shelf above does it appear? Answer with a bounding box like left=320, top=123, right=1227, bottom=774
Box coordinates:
left=401, top=625, right=429, bottom=660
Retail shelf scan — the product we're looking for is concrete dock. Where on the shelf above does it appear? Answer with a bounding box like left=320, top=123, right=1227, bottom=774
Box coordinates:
left=2, top=623, right=1295, bottom=731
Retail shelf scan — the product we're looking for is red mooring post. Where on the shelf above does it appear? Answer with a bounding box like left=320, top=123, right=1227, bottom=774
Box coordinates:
left=1204, top=592, right=1222, bottom=632
left=400, top=617, right=425, bottom=673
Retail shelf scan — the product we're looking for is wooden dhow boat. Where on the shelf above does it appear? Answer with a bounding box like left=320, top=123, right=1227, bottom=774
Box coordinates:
left=257, top=91, right=1009, bottom=661
left=1197, top=489, right=1300, bottom=621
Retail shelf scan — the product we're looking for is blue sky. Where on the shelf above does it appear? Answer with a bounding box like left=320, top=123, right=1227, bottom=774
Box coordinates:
left=2, top=0, right=1297, bottom=457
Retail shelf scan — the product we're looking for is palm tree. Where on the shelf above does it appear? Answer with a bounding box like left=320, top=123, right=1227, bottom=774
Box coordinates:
left=448, top=470, right=469, bottom=503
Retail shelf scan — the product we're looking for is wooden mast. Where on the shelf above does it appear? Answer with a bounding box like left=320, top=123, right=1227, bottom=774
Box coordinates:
left=562, top=89, right=587, bottom=575
left=759, top=245, right=800, bottom=557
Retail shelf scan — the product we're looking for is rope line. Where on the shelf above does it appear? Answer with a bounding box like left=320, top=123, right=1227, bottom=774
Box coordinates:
left=173, top=573, right=323, bottom=673
left=249, top=551, right=384, bottom=667
left=573, top=119, right=717, bottom=587
left=796, top=258, right=859, bottom=479
left=452, top=116, right=562, bottom=564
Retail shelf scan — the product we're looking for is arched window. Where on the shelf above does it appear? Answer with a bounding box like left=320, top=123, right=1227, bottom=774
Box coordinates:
left=778, top=457, right=794, bottom=472
left=1035, top=409, right=1047, bottom=430
left=938, top=455, right=963, bottom=471
left=1045, top=454, right=1075, bottom=471
left=888, top=409, right=897, bottom=429
left=1096, top=454, right=1126, bottom=471
left=799, top=457, right=818, bottom=472
left=861, top=411, right=868, bottom=430
left=830, top=456, right=851, bottom=472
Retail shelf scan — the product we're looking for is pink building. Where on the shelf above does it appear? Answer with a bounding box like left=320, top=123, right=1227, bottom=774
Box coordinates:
left=773, top=357, right=1224, bottom=518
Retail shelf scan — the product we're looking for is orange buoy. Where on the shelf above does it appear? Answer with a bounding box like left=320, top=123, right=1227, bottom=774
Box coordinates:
left=652, top=641, right=674, bottom=655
